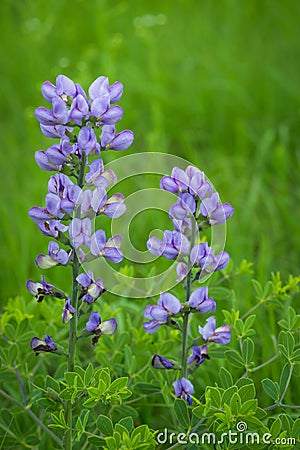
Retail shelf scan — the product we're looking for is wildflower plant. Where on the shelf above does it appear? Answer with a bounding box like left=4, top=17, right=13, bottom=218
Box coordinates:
left=26, top=74, right=138, bottom=448
left=144, top=165, right=234, bottom=403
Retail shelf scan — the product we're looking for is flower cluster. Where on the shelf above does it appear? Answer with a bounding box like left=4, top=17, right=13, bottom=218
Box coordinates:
left=143, top=165, right=233, bottom=404
left=27, top=74, right=133, bottom=353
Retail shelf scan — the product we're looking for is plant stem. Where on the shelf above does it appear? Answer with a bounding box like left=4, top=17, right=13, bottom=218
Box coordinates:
left=0, top=389, right=63, bottom=447
left=65, top=153, right=86, bottom=450
left=181, top=215, right=196, bottom=378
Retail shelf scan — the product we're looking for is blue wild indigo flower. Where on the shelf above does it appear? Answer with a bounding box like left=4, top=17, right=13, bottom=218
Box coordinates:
left=144, top=164, right=233, bottom=404
left=173, top=378, right=194, bottom=405
left=27, top=73, right=134, bottom=364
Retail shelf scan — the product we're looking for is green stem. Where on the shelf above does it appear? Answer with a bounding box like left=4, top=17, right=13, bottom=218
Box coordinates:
left=0, top=389, right=63, bottom=447
left=181, top=215, right=196, bottom=378
left=65, top=153, right=86, bottom=450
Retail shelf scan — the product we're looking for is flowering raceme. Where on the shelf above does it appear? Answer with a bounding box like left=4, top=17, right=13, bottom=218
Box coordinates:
left=144, top=165, right=234, bottom=404
left=27, top=74, right=134, bottom=357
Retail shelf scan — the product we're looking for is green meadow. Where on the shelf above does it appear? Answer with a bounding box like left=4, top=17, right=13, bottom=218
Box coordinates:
left=0, top=1, right=299, bottom=446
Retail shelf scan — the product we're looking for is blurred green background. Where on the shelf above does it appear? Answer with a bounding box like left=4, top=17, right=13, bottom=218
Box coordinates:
left=1, top=0, right=300, bottom=301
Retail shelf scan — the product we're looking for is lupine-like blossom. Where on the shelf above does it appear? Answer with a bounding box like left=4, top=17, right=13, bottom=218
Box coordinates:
left=189, top=287, right=216, bottom=313
left=30, top=335, right=57, bottom=355
left=173, top=378, right=194, bottom=405
left=90, top=230, right=123, bottom=263
left=35, top=241, right=70, bottom=269
left=187, top=345, right=209, bottom=367
left=147, top=230, right=189, bottom=260
left=152, top=354, right=174, bottom=369
left=144, top=164, right=233, bottom=404
left=26, top=276, right=64, bottom=302
left=62, top=298, right=76, bottom=323
left=77, top=270, right=105, bottom=303
left=190, top=242, right=230, bottom=277
left=27, top=74, right=134, bottom=366
left=143, top=293, right=182, bottom=334
left=86, top=311, right=117, bottom=345
left=198, top=317, right=231, bottom=344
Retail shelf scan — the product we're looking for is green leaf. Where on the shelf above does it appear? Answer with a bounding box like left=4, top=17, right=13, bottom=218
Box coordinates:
left=88, top=436, right=106, bottom=446
left=7, top=343, right=19, bottom=365
left=230, top=392, right=241, bottom=415
left=192, top=404, right=205, bottom=419
left=238, top=383, right=256, bottom=402
left=279, top=363, right=291, bottom=397
left=262, top=378, right=279, bottom=401
left=270, top=418, right=282, bottom=438
left=222, top=386, right=238, bottom=405
left=240, top=398, right=258, bottom=415
left=174, top=399, right=190, bottom=429
left=292, top=418, right=300, bottom=437
left=241, top=338, right=254, bottom=365
left=252, top=279, right=264, bottom=298
left=46, top=375, right=60, bottom=393
left=64, top=371, right=77, bottom=386
left=118, top=416, right=134, bottom=433
left=225, top=349, right=245, bottom=368
left=208, top=286, right=231, bottom=300
left=96, top=415, right=114, bottom=437
left=96, top=368, right=111, bottom=388
left=133, top=382, right=161, bottom=394
left=291, top=348, right=300, bottom=363
left=84, top=362, right=94, bottom=386
left=219, top=367, right=233, bottom=389
left=109, top=377, right=128, bottom=393
left=278, top=331, right=295, bottom=359
left=207, top=387, right=222, bottom=408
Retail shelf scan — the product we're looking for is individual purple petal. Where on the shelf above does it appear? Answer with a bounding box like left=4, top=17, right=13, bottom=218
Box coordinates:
left=91, top=95, right=110, bottom=118
left=152, top=354, right=174, bottom=369
left=62, top=298, right=76, bottom=323
left=86, top=311, right=101, bottom=332
left=187, top=345, right=209, bottom=366
left=85, top=159, right=105, bottom=184
left=106, top=235, right=122, bottom=248
left=41, top=81, right=57, bottom=102
left=40, top=124, right=67, bottom=138
left=171, top=167, right=189, bottom=191
left=143, top=320, right=162, bottom=334
left=90, top=229, right=107, bottom=256
left=215, top=251, right=230, bottom=270
left=147, top=237, right=163, bottom=256
left=101, top=105, right=123, bottom=125
left=189, top=287, right=208, bottom=308
left=52, top=97, right=69, bottom=123
left=69, top=94, right=89, bottom=124
left=88, top=76, right=109, bottom=101
left=69, top=217, right=92, bottom=249
left=160, top=176, right=179, bottom=193
left=76, top=272, right=92, bottom=288
left=28, top=207, right=54, bottom=223
left=108, top=130, right=134, bottom=150
left=199, top=316, right=216, bottom=341
left=35, top=150, right=59, bottom=171
left=90, top=187, right=107, bottom=213
left=34, top=107, right=56, bottom=125
left=211, top=324, right=231, bottom=344
left=147, top=306, right=169, bottom=322
left=109, top=81, right=123, bottom=103
left=100, top=125, right=116, bottom=148
left=173, top=377, right=194, bottom=405
left=56, top=74, right=76, bottom=98
left=102, top=247, right=123, bottom=263
left=77, top=126, right=100, bottom=155
left=158, top=293, right=181, bottom=314
left=176, top=262, right=188, bottom=282
left=99, top=318, right=117, bottom=335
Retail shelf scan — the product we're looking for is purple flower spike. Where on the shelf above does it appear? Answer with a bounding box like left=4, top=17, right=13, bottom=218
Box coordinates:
left=30, top=335, right=57, bottom=355
left=198, top=317, right=231, bottom=345
left=77, top=270, right=105, bottom=304
left=189, top=287, right=216, bottom=314
left=173, top=378, right=194, bottom=405
left=62, top=298, right=76, bottom=323
left=152, top=354, right=174, bottom=369
left=187, top=345, right=210, bottom=366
